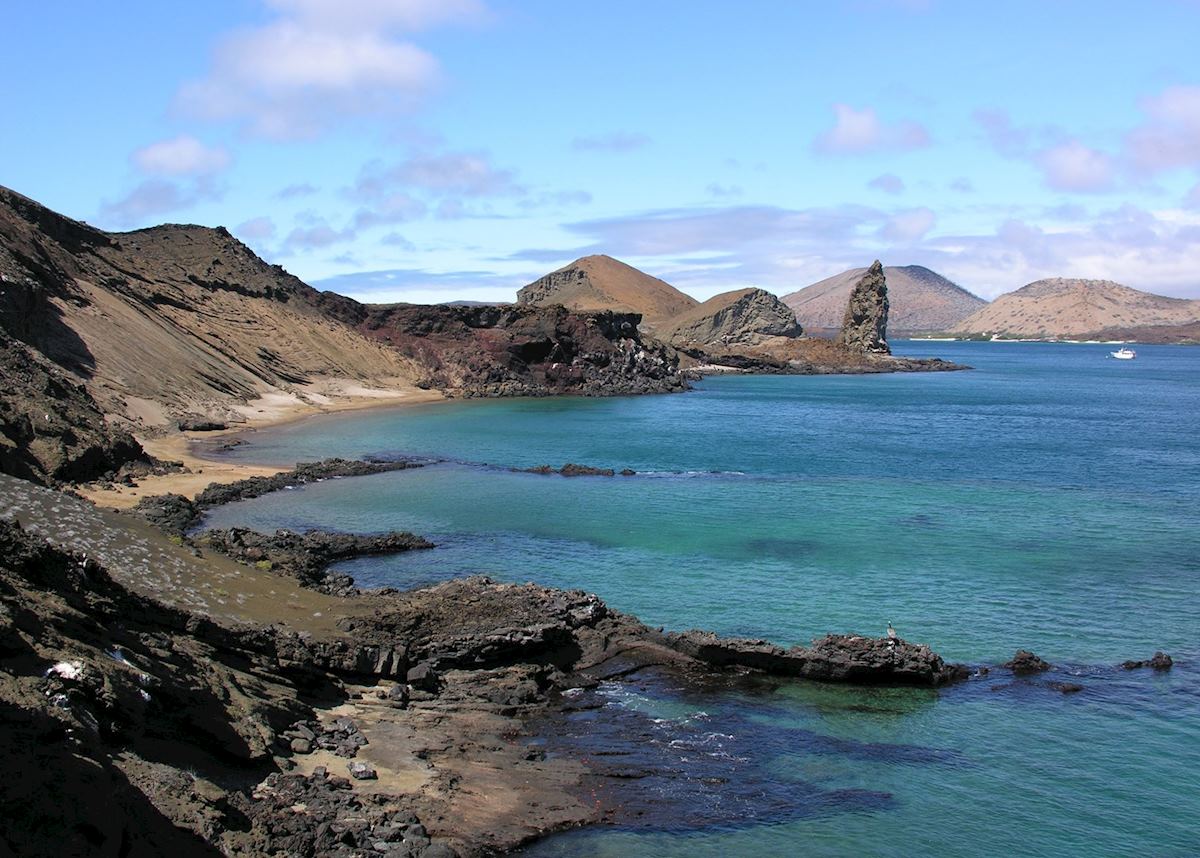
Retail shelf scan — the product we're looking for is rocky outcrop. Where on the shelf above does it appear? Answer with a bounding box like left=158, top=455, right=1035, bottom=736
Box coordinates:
left=357, top=304, right=685, bottom=397
left=0, top=330, right=148, bottom=485
left=784, top=264, right=985, bottom=334
left=131, top=458, right=427, bottom=535
left=1003, top=649, right=1051, bottom=674
left=840, top=261, right=890, bottom=354
left=196, top=527, right=433, bottom=594
left=656, top=287, right=802, bottom=348
left=520, top=462, right=635, bottom=477
left=517, top=254, right=698, bottom=325
left=229, top=772, right=455, bottom=857
left=1121, top=652, right=1173, bottom=671
left=666, top=630, right=968, bottom=686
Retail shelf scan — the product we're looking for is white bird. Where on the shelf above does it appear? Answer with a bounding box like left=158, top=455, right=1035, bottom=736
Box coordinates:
left=887, top=622, right=897, bottom=640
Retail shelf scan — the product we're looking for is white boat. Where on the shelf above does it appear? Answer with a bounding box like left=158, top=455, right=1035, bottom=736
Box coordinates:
left=1109, top=347, right=1137, bottom=360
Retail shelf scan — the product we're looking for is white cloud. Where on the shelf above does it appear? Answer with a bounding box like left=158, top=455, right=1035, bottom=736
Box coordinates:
left=814, top=104, right=930, bottom=154
left=383, top=152, right=521, bottom=196
left=868, top=173, right=905, bottom=194
left=571, top=132, right=651, bottom=152
left=1036, top=140, right=1116, bottom=192
left=133, top=135, right=231, bottom=176
left=98, top=179, right=221, bottom=227
left=879, top=207, right=936, bottom=242
left=176, top=0, right=484, bottom=138
left=1127, top=85, right=1200, bottom=173
left=265, top=0, right=486, bottom=33
left=236, top=216, right=276, bottom=240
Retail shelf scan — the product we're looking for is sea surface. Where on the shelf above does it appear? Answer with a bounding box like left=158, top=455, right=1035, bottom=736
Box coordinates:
left=204, top=341, right=1200, bottom=856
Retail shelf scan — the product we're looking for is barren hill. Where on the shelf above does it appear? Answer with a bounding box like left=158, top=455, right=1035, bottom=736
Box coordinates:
left=657, top=287, right=800, bottom=348
left=0, top=186, right=684, bottom=473
left=517, top=255, right=698, bottom=325
left=784, top=265, right=985, bottom=334
left=950, top=278, right=1200, bottom=338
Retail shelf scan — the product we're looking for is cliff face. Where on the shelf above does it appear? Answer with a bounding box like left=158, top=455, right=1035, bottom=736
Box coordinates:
left=839, top=261, right=890, bottom=354
left=784, top=264, right=984, bottom=334
left=656, top=287, right=801, bottom=348
left=517, top=255, right=698, bottom=326
left=357, top=304, right=684, bottom=397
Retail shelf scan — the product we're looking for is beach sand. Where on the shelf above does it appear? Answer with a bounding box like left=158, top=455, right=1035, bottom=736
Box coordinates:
left=80, top=382, right=445, bottom=509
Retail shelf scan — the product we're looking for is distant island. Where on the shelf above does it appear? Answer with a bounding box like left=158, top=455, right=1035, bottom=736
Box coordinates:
left=946, top=277, right=1200, bottom=343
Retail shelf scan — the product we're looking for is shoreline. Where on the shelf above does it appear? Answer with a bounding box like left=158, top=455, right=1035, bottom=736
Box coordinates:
left=81, top=385, right=447, bottom=509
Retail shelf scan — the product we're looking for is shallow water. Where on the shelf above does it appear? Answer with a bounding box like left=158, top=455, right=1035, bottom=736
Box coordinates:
left=206, top=341, right=1200, bottom=856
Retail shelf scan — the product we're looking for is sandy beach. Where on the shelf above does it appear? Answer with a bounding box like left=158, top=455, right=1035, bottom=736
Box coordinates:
left=80, top=382, right=446, bottom=509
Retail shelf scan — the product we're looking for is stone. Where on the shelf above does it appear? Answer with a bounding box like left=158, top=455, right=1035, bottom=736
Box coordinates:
left=656, top=287, right=802, bottom=348
left=839, top=260, right=890, bottom=354
left=1150, top=651, right=1173, bottom=670
left=406, top=662, right=439, bottom=691
left=348, top=761, right=377, bottom=780
left=1004, top=649, right=1051, bottom=674
left=290, top=737, right=313, bottom=754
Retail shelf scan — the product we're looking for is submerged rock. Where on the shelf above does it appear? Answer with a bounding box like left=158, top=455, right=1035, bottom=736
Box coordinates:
left=1121, top=651, right=1173, bottom=671
left=839, top=260, right=890, bottom=354
left=1004, top=649, right=1051, bottom=674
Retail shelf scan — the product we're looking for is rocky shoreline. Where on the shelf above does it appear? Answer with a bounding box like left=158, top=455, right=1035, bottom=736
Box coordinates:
left=0, top=463, right=1177, bottom=856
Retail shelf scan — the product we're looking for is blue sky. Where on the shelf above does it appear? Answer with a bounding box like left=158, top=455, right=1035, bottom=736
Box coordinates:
left=4, top=0, right=1200, bottom=302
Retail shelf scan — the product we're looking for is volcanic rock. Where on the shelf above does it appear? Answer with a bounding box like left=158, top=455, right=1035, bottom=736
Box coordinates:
left=1004, top=649, right=1051, bottom=674
left=839, top=261, right=891, bottom=354
left=656, top=287, right=802, bottom=348
left=666, top=630, right=967, bottom=686
left=1122, top=651, right=1173, bottom=671
left=784, top=264, right=985, bottom=335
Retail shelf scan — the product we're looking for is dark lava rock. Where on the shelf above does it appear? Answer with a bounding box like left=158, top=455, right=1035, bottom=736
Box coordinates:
left=232, top=772, right=454, bottom=856
left=839, top=260, right=890, bottom=355
left=521, top=463, right=617, bottom=477
left=560, top=463, right=615, bottom=477
left=195, top=526, right=433, bottom=593
left=130, top=492, right=201, bottom=536
left=407, top=662, right=440, bottom=692
left=1004, top=649, right=1051, bottom=674
left=1122, top=651, right=1174, bottom=671
left=193, top=457, right=424, bottom=508
left=0, top=331, right=149, bottom=485
left=1050, top=682, right=1084, bottom=694
left=176, top=417, right=227, bottom=432
left=667, top=630, right=967, bottom=687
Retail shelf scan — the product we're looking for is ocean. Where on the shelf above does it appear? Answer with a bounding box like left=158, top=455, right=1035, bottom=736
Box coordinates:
left=203, top=341, right=1200, bottom=856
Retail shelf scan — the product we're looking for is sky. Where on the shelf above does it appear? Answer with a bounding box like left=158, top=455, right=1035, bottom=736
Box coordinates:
left=4, top=0, right=1200, bottom=303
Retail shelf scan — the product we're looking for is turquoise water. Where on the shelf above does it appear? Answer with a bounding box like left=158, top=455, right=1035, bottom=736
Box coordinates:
left=205, top=341, right=1200, bottom=856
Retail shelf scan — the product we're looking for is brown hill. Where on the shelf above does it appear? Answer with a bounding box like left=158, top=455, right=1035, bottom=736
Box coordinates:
left=783, top=265, right=985, bottom=334
left=656, top=287, right=801, bottom=348
left=950, top=278, right=1200, bottom=338
left=517, top=254, right=698, bottom=325
left=0, top=186, right=684, bottom=462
